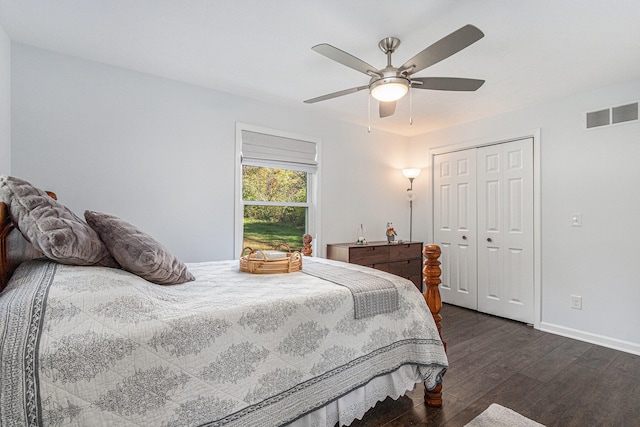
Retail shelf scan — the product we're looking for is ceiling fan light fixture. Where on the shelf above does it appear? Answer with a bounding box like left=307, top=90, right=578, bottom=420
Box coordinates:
left=370, top=77, right=409, bottom=102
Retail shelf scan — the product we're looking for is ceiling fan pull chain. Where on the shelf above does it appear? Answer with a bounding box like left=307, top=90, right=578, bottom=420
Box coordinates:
left=409, top=86, right=413, bottom=125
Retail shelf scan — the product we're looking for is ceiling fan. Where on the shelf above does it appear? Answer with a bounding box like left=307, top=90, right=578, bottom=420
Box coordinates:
left=304, top=24, right=485, bottom=120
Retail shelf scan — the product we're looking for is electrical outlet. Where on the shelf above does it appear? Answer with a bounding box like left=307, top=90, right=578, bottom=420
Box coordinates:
left=570, top=295, right=582, bottom=310
left=571, top=213, right=582, bottom=227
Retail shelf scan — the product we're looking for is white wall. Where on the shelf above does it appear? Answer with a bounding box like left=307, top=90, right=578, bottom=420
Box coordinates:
left=10, top=43, right=640, bottom=354
left=11, top=44, right=412, bottom=262
left=0, top=25, right=9, bottom=174
left=409, top=79, right=640, bottom=354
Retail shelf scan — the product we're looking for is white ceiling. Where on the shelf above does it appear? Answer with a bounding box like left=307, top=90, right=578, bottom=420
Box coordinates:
left=1, top=0, right=640, bottom=136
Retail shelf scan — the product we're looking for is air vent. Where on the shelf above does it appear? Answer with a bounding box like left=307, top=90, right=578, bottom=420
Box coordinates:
left=586, top=109, right=610, bottom=129
left=612, top=102, right=638, bottom=124
left=586, top=102, right=638, bottom=129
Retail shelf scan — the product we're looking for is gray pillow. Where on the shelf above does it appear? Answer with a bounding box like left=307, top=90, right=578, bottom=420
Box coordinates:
left=84, top=210, right=194, bottom=285
left=0, top=175, right=118, bottom=267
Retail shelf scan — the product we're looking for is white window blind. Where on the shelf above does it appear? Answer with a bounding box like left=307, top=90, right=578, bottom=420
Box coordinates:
left=241, top=130, right=318, bottom=173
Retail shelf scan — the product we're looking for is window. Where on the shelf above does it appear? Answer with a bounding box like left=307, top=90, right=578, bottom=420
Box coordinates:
left=235, top=124, right=319, bottom=254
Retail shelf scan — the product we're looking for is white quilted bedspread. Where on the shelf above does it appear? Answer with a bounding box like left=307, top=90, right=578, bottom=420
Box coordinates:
left=0, top=257, right=447, bottom=426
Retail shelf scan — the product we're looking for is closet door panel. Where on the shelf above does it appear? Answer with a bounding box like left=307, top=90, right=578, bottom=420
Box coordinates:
left=434, top=150, right=477, bottom=309
left=434, top=155, right=453, bottom=296
left=477, top=138, right=534, bottom=322
left=477, top=144, right=504, bottom=316
left=503, top=139, right=534, bottom=323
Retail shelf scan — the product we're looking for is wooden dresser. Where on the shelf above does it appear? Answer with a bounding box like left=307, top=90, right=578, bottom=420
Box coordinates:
left=326, top=241, right=424, bottom=290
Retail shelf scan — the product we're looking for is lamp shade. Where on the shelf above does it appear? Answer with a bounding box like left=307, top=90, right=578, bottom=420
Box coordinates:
left=402, top=168, right=421, bottom=179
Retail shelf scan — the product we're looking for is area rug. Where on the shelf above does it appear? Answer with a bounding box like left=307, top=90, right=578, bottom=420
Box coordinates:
left=465, top=403, right=545, bottom=427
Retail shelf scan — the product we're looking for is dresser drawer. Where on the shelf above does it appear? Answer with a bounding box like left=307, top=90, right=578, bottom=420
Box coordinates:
left=388, top=258, right=422, bottom=279
left=370, top=263, right=390, bottom=272
left=349, top=245, right=389, bottom=265
left=389, top=242, right=423, bottom=260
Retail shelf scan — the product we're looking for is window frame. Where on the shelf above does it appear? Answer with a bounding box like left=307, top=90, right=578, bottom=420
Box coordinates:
left=234, top=123, right=320, bottom=256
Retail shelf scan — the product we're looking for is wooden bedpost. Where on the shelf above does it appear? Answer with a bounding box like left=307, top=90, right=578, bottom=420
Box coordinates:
left=0, top=202, right=12, bottom=290
left=302, top=234, right=313, bottom=256
left=423, top=244, right=445, bottom=407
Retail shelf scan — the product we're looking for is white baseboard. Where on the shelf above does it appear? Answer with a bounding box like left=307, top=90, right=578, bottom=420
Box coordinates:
left=539, top=322, right=640, bottom=356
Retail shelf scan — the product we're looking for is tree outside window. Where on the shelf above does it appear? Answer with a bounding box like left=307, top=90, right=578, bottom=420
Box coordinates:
left=242, top=165, right=308, bottom=252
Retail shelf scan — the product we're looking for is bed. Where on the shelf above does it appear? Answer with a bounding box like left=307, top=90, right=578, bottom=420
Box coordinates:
left=0, top=175, right=448, bottom=427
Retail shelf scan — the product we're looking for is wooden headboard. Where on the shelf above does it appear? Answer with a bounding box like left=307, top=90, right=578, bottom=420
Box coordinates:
left=0, top=192, right=56, bottom=291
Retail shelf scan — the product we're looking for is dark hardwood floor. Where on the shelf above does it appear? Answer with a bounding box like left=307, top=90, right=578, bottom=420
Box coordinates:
left=350, top=304, right=640, bottom=426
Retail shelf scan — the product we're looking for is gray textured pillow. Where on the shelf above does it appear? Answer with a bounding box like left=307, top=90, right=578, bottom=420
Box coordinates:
left=84, top=210, right=194, bottom=285
left=0, top=175, right=118, bottom=267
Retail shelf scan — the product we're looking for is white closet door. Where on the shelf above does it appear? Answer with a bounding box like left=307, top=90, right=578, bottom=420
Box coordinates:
left=477, top=138, right=534, bottom=323
left=434, top=149, right=478, bottom=310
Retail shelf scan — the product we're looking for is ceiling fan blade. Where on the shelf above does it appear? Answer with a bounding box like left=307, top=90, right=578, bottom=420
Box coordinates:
left=379, top=101, right=396, bottom=118
left=304, top=85, right=369, bottom=104
left=312, top=43, right=381, bottom=77
left=411, top=77, right=485, bottom=91
left=400, top=24, right=484, bottom=75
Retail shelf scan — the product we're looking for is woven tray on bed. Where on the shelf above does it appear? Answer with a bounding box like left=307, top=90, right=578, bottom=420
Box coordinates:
left=239, top=244, right=303, bottom=274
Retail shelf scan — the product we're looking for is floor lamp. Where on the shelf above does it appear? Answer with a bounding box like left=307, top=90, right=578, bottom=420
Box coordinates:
left=402, top=168, right=421, bottom=241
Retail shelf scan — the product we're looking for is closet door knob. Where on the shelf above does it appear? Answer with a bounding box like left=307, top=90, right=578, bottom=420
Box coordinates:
left=462, top=235, right=467, bottom=240
left=487, top=238, right=492, bottom=243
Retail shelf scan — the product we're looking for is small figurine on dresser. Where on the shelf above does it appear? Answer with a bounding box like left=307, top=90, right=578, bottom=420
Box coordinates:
left=386, top=222, right=397, bottom=243
left=355, top=224, right=368, bottom=245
